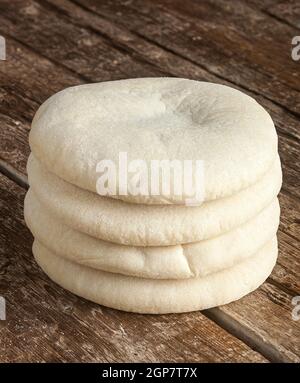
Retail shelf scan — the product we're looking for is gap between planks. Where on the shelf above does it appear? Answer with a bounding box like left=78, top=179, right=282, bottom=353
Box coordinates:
left=204, top=307, right=289, bottom=363
left=0, top=161, right=293, bottom=363
left=261, top=8, right=300, bottom=31
left=0, top=159, right=28, bottom=190
left=241, top=0, right=299, bottom=31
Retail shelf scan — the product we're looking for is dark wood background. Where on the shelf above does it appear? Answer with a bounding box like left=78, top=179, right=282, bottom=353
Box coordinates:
left=0, top=0, right=299, bottom=362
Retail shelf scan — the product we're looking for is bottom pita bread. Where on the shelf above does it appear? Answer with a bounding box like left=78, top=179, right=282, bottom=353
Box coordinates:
left=33, top=238, right=277, bottom=314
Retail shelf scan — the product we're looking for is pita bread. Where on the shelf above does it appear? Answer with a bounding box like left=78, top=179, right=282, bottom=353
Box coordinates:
left=29, top=78, right=277, bottom=205
left=25, top=190, right=280, bottom=279
left=32, top=238, right=278, bottom=314
left=27, top=154, right=282, bottom=246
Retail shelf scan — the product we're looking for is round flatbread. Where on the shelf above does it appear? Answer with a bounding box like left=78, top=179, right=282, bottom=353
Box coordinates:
left=25, top=190, right=280, bottom=279
left=33, top=238, right=278, bottom=314
left=27, top=154, right=282, bottom=246
left=29, top=78, right=277, bottom=205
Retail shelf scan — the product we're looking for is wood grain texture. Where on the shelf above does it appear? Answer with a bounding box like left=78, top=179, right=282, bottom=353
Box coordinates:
left=243, top=0, right=282, bottom=9
left=266, top=0, right=300, bottom=29
left=0, top=0, right=299, bottom=363
left=0, top=0, right=166, bottom=81
left=0, top=174, right=267, bottom=363
left=71, top=0, right=300, bottom=113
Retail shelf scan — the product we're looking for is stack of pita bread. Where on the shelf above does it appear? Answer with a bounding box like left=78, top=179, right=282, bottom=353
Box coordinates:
left=24, top=78, right=282, bottom=314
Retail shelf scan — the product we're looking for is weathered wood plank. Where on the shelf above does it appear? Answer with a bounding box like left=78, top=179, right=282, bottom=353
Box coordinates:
left=0, top=173, right=267, bottom=362
left=0, top=112, right=30, bottom=176
left=279, top=192, right=300, bottom=241
left=266, top=0, right=300, bottom=29
left=278, top=135, right=300, bottom=199
left=276, top=231, right=300, bottom=293
left=0, top=36, right=84, bottom=105
left=207, top=281, right=300, bottom=363
left=0, top=34, right=84, bottom=173
left=243, top=0, right=281, bottom=9
left=153, top=0, right=299, bottom=85
left=0, top=0, right=166, bottom=82
left=71, top=0, right=300, bottom=115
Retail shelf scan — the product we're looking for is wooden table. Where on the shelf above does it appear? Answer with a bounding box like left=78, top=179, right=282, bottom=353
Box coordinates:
left=0, top=0, right=299, bottom=363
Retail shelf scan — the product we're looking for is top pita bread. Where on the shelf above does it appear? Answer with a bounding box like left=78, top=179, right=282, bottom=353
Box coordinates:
left=29, top=78, right=277, bottom=205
